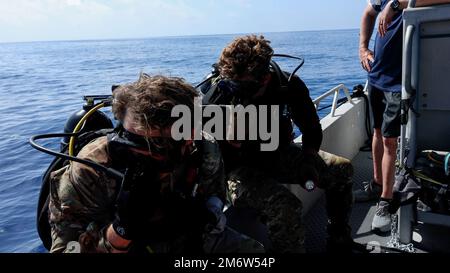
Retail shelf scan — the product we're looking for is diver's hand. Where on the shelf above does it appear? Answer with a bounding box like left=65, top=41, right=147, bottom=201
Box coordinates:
left=104, top=225, right=131, bottom=253
left=299, top=164, right=319, bottom=192
left=378, top=1, right=396, bottom=37
left=298, top=148, right=319, bottom=191
left=112, top=168, right=143, bottom=241
left=205, top=197, right=227, bottom=234
left=359, top=47, right=375, bottom=72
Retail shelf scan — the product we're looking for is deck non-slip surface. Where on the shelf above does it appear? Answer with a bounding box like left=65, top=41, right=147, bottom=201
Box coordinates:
left=304, top=150, right=450, bottom=253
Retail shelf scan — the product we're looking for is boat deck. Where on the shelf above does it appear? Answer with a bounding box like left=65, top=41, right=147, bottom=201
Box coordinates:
left=304, top=150, right=450, bottom=253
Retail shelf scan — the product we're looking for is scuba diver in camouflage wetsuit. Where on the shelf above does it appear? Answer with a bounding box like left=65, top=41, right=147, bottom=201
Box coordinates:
left=47, top=74, right=263, bottom=253
left=200, top=35, right=355, bottom=253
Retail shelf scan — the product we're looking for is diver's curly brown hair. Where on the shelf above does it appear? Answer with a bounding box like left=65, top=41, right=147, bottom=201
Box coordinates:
left=218, top=35, right=274, bottom=81
left=112, top=74, right=198, bottom=131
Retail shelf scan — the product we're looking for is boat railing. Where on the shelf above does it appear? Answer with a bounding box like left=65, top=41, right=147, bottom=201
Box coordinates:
left=313, top=84, right=356, bottom=117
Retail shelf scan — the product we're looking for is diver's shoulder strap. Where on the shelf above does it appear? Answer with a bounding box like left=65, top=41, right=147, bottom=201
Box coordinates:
left=270, top=60, right=289, bottom=92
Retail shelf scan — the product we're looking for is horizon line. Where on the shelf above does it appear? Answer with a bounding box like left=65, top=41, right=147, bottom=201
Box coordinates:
left=0, top=27, right=359, bottom=45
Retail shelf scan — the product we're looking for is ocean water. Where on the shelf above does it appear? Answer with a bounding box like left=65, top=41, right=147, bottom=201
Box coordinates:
left=0, top=29, right=366, bottom=253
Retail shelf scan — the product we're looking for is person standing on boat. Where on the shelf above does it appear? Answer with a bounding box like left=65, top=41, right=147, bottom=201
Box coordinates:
left=48, top=74, right=263, bottom=253
left=200, top=35, right=355, bottom=252
left=358, top=0, right=450, bottom=232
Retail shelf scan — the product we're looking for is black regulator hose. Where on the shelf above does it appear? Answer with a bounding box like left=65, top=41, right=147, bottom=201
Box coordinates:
left=195, top=64, right=220, bottom=89
left=351, top=84, right=372, bottom=151
left=272, top=54, right=305, bottom=83
left=29, top=133, right=124, bottom=180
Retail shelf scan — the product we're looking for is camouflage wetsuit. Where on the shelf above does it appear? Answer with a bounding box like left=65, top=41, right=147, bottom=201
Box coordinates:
left=48, top=133, right=263, bottom=253
left=202, top=73, right=354, bottom=253
left=225, top=143, right=353, bottom=253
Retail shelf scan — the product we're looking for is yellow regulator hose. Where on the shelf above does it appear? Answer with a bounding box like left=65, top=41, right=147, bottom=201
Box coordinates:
left=68, top=103, right=106, bottom=156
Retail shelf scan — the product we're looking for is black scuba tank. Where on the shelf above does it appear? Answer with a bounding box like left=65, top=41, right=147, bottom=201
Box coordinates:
left=37, top=97, right=114, bottom=251
left=61, top=102, right=114, bottom=151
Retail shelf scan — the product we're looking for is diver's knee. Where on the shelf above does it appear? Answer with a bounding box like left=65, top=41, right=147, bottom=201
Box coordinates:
left=325, top=154, right=354, bottom=180
left=340, top=160, right=354, bottom=179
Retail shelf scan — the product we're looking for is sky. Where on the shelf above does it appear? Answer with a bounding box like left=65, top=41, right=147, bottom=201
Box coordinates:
left=0, top=0, right=369, bottom=43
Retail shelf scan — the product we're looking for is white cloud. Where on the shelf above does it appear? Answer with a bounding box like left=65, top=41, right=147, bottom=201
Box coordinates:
left=66, top=0, right=81, bottom=6
left=113, top=0, right=201, bottom=21
left=0, top=0, right=112, bottom=27
left=0, top=0, right=227, bottom=42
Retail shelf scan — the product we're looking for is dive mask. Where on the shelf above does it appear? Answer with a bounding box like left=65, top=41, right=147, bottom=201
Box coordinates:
left=218, top=79, right=263, bottom=104
left=109, top=126, right=184, bottom=159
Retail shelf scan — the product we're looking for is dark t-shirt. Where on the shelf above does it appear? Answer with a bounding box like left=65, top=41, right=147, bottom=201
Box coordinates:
left=368, top=0, right=403, bottom=92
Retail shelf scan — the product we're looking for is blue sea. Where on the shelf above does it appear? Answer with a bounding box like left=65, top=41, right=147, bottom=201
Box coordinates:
left=0, top=29, right=366, bottom=253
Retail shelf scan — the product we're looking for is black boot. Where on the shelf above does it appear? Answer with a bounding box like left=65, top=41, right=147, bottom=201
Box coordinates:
left=326, top=223, right=369, bottom=253
left=326, top=223, right=353, bottom=253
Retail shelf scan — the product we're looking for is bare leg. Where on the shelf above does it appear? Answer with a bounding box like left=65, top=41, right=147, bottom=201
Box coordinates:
left=381, top=137, right=398, bottom=199
left=372, top=129, right=384, bottom=186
